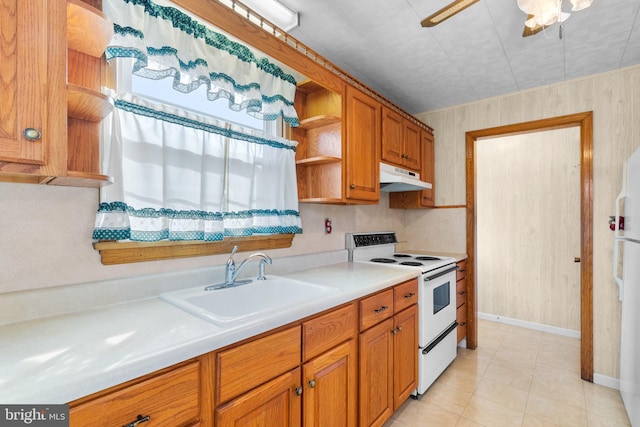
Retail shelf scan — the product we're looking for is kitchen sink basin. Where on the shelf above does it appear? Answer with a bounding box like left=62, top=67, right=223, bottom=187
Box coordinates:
left=160, top=276, right=338, bottom=327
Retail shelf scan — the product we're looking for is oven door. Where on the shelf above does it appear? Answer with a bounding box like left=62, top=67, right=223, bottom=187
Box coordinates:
left=419, top=264, right=458, bottom=347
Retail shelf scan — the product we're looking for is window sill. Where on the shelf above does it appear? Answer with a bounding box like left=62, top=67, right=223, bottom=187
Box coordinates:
left=93, top=234, right=295, bottom=265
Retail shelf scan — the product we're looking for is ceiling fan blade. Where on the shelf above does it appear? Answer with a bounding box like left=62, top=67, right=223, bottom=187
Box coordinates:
left=421, top=0, right=480, bottom=27
left=522, top=14, right=546, bottom=37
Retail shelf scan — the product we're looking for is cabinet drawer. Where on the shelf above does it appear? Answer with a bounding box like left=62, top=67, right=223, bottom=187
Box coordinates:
left=456, top=260, right=467, bottom=281
left=360, top=289, right=394, bottom=331
left=70, top=360, right=200, bottom=427
left=457, top=304, right=467, bottom=343
left=393, top=278, right=418, bottom=313
left=217, top=326, right=301, bottom=404
left=303, top=303, right=357, bottom=361
left=456, top=278, right=467, bottom=308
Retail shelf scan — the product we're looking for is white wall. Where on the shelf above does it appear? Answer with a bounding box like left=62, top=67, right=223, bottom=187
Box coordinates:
left=477, top=129, right=581, bottom=332
left=413, top=65, right=640, bottom=379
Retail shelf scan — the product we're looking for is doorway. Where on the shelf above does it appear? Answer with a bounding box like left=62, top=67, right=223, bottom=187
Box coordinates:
left=465, top=112, right=594, bottom=381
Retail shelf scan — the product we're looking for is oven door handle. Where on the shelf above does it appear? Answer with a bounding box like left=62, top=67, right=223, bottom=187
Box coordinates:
left=423, top=265, right=459, bottom=281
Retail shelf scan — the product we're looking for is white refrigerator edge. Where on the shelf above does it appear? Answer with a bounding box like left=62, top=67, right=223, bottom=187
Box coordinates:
left=614, top=146, right=640, bottom=426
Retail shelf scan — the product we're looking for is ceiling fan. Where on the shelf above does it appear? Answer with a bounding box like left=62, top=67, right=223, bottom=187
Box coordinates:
left=517, top=0, right=594, bottom=38
left=420, top=0, right=479, bottom=27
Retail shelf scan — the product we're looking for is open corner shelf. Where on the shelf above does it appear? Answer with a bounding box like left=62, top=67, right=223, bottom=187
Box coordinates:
left=67, top=0, right=113, bottom=58
left=296, top=156, right=341, bottom=166
left=67, top=84, right=113, bottom=122
left=297, top=115, right=341, bottom=130
left=48, top=171, right=114, bottom=187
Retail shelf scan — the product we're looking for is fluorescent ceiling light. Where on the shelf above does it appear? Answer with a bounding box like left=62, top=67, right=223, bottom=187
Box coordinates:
left=240, top=0, right=299, bottom=32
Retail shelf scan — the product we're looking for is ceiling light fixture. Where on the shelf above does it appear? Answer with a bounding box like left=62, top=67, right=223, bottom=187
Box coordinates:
left=420, top=0, right=480, bottom=27
left=239, top=0, right=299, bottom=32
left=517, top=0, right=593, bottom=37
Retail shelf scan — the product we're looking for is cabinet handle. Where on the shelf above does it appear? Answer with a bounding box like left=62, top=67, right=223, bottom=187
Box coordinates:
left=23, top=128, right=42, bottom=141
left=308, top=379, right=316, bottom=388
left=404, top=292, right=415, bottom=299
left=459, top=269, right=466, bottom=273
left=123, top=415, right=150, bottom=427
left=295, top=386, right=303, bottom=396
left=391, top=326, right=402, bottom=335
left=350, top=184, right=355, bottom=189
left=460, top=291, right=466, bottom=295
left=459, top=322, right=466, bottom=326
left=374, top=305, right=388, bottom=313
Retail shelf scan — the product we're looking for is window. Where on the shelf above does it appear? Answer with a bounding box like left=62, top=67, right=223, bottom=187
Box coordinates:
left=93, top=0, right=303, bottom=264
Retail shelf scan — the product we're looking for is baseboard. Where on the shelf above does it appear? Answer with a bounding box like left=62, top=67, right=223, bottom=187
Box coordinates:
left=593, top=373, right=620, bottom=390
left=478, top=313, right=622, bottom=390
left=478, top=312, right=581, bottom=339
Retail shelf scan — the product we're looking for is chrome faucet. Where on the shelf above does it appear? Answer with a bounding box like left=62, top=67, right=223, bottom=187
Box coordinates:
left=206, top=246, right=272, bottom=290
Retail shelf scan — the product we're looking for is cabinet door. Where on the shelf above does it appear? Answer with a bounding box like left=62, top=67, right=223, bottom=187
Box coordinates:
left=0, top=0, right=65, bottom=174
left=393, top=305, right=418, bottom=410
left=345, top=87, right=380, bottom=202
left=381, top=107, right=404, bottom=166
left=402, top=120, right=421, bottom=172
left=216, top=368, right=302, bottom=427
left=359, top=318, right=393, bottom=427
left=420, top=130, right=435, bottom=207
left=303, top=339, right=357, bottom=427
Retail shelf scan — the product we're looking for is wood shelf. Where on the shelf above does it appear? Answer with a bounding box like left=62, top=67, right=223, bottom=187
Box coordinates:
left=297, top=115, right=341, bottom=130
left=67, top=84, right=113, bottom=122
left=298, top=198, right=345, bottom=204
left=67, top=0, right=113, bottom=58
left=297, top=80, right=331, bottom=94
left=296, top=156, right=341, bottom=166
left=93, top=234, right=295, bottom=265
left=48, top=170, right=113, bottom=187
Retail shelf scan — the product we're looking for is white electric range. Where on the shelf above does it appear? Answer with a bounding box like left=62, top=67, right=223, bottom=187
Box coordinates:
left=346, top=231, right=459, bottom=395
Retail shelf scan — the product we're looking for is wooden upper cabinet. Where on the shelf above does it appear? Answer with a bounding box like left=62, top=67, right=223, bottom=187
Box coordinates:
left=420, top=130, right=435, bottom=207
left=381, top=106, right=421, bottom=173
left=388, top=129, right=435, bottom=209
left=345, top=86, right=380, bottom=203
left=381, top=108, right=403, bottom=166
left=0, top=0, right=111, bottom=186
left=402, top=120, right=421, bottom=172
left=0, top=0, right=67, bottom=182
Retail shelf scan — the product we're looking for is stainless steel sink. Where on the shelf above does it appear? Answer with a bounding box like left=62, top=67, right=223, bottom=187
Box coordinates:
left=160, top=275, right=338, bottom=327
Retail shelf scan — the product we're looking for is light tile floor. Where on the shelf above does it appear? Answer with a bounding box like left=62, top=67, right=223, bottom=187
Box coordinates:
left=385, top=319, right=631, bottom=427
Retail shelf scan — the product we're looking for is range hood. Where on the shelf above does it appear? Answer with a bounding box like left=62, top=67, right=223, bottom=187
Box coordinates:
left=380, top=163, right=432, bottom=192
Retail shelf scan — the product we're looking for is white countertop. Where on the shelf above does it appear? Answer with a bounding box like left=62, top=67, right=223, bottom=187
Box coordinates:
left=0, top=262, right=420, bottom=404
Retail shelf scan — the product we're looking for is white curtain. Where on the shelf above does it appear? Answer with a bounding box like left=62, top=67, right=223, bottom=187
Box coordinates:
left=102, top=0, right=299, bottom=126
left=93, top=94, right=302, bottom=241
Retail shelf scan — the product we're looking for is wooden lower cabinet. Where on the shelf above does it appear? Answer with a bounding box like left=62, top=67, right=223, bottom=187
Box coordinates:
left=393, top=304, right=418, bottom=410
left=359, top=279, right=419, bottom=427
left=359, top=318, right=394, bottom=427
left=69, top=359, right=203, bottom=427
left=456, top=259, right=468, bottom=343
left=216, top=367, right=302, bottom=427
left=69, top=282, right=418, bottom=427
left=303, top=339, right=358, bottom=427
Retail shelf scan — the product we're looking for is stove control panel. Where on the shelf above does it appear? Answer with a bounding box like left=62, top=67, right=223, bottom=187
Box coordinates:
left=350, top=232, right=397, bottom=247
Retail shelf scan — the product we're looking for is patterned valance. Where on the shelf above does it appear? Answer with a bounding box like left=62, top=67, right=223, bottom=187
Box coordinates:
left=103, top=0, right=299, bottom=125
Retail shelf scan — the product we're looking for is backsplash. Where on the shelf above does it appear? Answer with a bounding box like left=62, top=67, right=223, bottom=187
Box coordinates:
left=1, top=181, right=466, bottom=325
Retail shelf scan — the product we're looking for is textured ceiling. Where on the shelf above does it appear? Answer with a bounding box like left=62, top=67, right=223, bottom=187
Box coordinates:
left=279, top=0, right=640, bottom=114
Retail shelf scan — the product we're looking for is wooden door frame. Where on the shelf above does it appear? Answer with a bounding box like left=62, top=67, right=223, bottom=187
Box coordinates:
left=465, top=111, right=594, bottom=382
